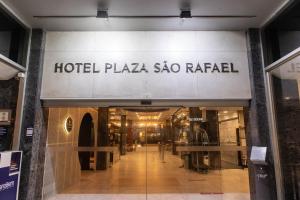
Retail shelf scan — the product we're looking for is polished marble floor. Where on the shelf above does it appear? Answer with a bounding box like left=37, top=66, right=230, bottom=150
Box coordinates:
left=51, top=150, right=250, bottom=200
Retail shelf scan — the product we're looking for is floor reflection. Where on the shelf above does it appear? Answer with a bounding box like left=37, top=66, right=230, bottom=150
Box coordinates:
left=51, top=150, right=250, bottom=200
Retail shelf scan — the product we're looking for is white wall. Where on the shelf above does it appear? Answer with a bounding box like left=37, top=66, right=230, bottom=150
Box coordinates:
left=41, top=31, right=251, bottom=101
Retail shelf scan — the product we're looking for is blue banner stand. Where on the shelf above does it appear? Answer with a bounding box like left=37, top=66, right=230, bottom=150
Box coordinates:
left=0, top=151, right=22, bottom=200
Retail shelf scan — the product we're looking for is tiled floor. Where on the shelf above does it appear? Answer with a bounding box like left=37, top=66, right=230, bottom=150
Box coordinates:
left=50, top=150, right=250, bottom=200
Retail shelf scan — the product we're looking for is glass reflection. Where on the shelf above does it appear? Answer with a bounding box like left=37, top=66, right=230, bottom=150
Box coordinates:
left=270, top=54, right=300, bottom=199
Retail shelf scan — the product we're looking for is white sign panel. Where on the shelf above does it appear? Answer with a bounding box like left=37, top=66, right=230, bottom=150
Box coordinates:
left=250, top=146, right=267, bottom=165
left=41, top=31, right=251, bottom=100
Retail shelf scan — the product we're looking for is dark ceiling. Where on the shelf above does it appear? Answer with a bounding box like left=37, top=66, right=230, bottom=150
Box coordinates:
left=0, top=7, right=23, bottom=31
left=268, top=1, right=300, bottom=30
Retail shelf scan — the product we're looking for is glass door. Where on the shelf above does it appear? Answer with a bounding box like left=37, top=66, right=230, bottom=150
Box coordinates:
left=266, top=51, right=300, bottom=200
left=145, top=107, right=250, bottom=200
left=109, top=108, right=147, bottom=200
left=42, top=106, right=250, bottom=200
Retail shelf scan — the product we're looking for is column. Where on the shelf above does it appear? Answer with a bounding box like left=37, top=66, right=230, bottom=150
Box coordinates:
left=19, top=29, right=48, bottom=200
left=245, top=28, right=277, bottom=200
left=171, top=115, right=176, bottom=155
left=189, top=107, right=202, bottom=143
left=120, top=115, right=127, bottom=155
left=206, top=110, right=221, bottom=169
left=189, top=107, right=204, bottom=169
left=165, top=119, right=171, bottom=143
left=96, top=108, right=109, bottom=170
left=127, top=120, right=133, bottom=151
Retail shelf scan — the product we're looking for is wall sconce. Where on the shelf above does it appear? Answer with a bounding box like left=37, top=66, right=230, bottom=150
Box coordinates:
left=64, top=116, right=73, bottom=134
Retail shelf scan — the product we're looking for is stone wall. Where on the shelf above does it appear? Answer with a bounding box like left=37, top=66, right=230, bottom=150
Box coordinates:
left=43, top=107, right=98, bottom=199
left=0, top=78, right=19, bottom=150
left=245, top=28, right=278, bottom=200
left=19, top=29, right=46, bottom=200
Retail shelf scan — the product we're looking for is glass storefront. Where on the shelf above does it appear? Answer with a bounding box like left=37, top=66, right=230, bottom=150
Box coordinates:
left=42, top=106, right=250, bottom=200
left=266, top=49, right=300, bottom=200
left=262, top=1, right=300, bottom=66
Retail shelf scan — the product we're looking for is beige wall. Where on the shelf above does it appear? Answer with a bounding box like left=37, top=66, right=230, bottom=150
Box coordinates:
left=219, top=118, right=239, bottom=167
left=219, top=118, right=239, bottom=145
left=42, top=107, right=98, bottom=199
left=218, top=111, right=246, bottom=168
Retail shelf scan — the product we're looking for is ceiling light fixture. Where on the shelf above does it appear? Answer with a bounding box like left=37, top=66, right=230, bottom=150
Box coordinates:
left=180, top=10, right=192, bottom=19
left=96, top=10, right=108, bottom=19
left=34, top=9, right=256, bottom=19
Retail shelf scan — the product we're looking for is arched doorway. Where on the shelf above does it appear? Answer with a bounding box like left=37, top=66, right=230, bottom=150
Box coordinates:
left=78, top=113, right=94, bottom=170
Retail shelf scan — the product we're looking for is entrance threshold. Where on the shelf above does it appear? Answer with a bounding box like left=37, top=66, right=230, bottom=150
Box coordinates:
left=48, top=193, right=250, bottom=200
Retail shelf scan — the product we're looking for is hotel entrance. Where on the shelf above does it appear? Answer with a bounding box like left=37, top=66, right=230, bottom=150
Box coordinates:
left=42, top=106, right=250, bottom=200
left=39, top=30, right=252, bottom=200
